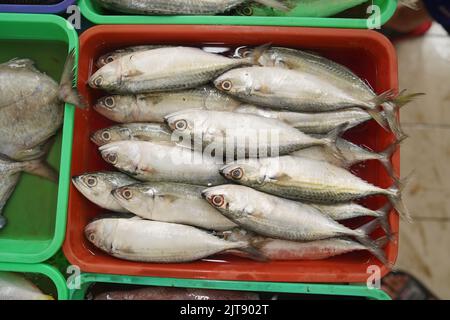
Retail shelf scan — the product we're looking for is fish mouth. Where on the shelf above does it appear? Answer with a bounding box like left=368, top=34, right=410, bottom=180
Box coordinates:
left=90, top=132, right=104, bottom=147
left=219, top=165, right=233, bottom=179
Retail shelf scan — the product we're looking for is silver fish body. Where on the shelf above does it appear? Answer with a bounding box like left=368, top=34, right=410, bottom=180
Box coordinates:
left=112, top=182, right=237, bottom=230
left=89, top=47, right=252, bottom=94
left=0, top=59, right=62, bottom=161
left=235, top=105, right=371, bottom=134
left=96, top=45, right=172, bottom=68
left=72, top=172, right=138, bottom=212
left=91, top=123, right=173, bottom=146
left=165, top=110, right=341, bottom=158
left=311, top=203, right=386, bottom=221
left=94, top=87, right=241, bottom=123
left=224, top=229, right=369, bottom=261
left=0, top=272, right=53, bottom=300
left=93, top=0, right=285, bottom=15
left=85, top=218, right=248, bottom=263
left=214, top=66, right=379, bottom=113
left=220, top=156, right=398, bottom=204
left=99, top=141, right=226, bottom=186
left=203, top=185, right=366, bottom=241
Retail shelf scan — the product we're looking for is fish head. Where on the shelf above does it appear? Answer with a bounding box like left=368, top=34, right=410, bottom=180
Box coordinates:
left=99, top=142, right=141, bottom=175
left=88, top=62, right=121, bottom=91
left=85, top=218, right=117, bottom=253
left=164, top=110, right=208, bottom=135
left=96, top=51, right=119, bottom=68
left=202, top=185, right=251, bottom=220
left=72, top=173, right=113, bottom=200
left=220, top=160, right=263, bottom=186
left=112, top=184, right=155, bottom=213
left=94, top=95, right=138, bottom=122
left=214, top=68, right=254, bottom=96
left=91, top=126, right=133, bottom=147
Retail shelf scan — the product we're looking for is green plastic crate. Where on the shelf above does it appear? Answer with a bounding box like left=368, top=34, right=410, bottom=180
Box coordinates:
left=69, top=273, right=391, bottom=300
left=0, top=14, right=78, bottom=263
left=0, top=262, right=69, bottom=300
left=79, top=0, right=397, bottom=28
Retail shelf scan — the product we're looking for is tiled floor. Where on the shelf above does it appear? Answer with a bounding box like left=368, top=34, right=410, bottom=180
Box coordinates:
left=395, top=24, right=450, bottom=299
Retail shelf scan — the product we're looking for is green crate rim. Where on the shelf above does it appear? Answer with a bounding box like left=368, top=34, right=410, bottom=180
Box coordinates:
left=79, top=0, right=397, bottom=28
left=0, top=13, right=78, bottom=264
left=69, top=273, right=391, bottom=300
left=0, top=262, right=69, bottom=300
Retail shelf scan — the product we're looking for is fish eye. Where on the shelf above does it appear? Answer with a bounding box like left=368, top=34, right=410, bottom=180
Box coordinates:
left=101, top=131, right=111, bottom=141
left=212, top=195, right=225, bottom=207
left=94, top=76, right=103, bottom=87
left=103, top=96, right=115, bottom=109
left=175, top=120, right=188, bottom=131
left=242, top=49, right=252, bottom=58
left=88, top=233, right=96, bottom=242
left=86, top=176, right=98, bottom=187
left=241, top=6, right=253, bottom=16
left=231, top=168, right=244, bottom=180
left=221, top=80, right=233, bottom=91
left=106, top=153, right=118, bottom=164
left=105, top=55, right=114, bottom=64
left=121, top=189, right=133, bottom=200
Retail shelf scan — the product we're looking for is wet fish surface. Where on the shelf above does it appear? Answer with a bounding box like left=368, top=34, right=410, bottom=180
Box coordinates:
left=0, top=272, right=53, bottom=300
left=112, top=182, right=237, bottom=230
left=85, top=217, right=251, bottom=263
left=94, top=87, right=241, bottom=123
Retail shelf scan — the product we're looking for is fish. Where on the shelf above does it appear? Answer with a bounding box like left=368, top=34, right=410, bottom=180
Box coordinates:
left=221, top=223, right=388, bottom=263
left=90, top=123, right=173, bottom=147
left=214, top=66, right=422, bottom=139
left=0, top=52, right=83, bottom=161
left=93, top=0, right=288, bottom=15
left=234, top=105, right=372, bottom=134
left=85, top=217, right=258, bottom=263
left=96, top=45, right=171, bottom=68
left=292, top=137, right=403, bottom=177
left=88, top=46, right=261, bottom=94
left=0, top=272, right=53, bottom=300
left=238, top=45, right=424, bottom=138
left=164, top=109, right=346, bottom=159
left=112, top=182, right=237, bottom=231
left=0, top=155, right=58, bottom=229
left=220, top=156, right=410, bottom=221
left=93, top=87, right=241, bottom=123
left=99, top=141, right=227, bottom=186
left=202, top=185, right=386, bottom=262
left=72, top=172, right=138, bottom=213
left=93, top=286, right=260, bottom=300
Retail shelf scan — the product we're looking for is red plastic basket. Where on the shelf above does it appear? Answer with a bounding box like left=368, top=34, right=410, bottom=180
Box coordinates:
left=64, top=25, right=399, bottom=283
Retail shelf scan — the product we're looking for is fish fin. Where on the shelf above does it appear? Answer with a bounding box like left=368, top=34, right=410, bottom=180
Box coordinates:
left=247, top=43, right=271, bottom=65
left=379, top=137, right=407, bottom=179
left=374, top=236, right=390, bottom=249
left=356, top=218, right=380, bottom=235
left=123, top=68, right=145, bottom=78
left=387, top=174, right=413, bottom=222
left=321, top=123, right=348, bottom=161
left=366, top=109, right=390, bottom=132
left=23, top=159, right=59, bottom=183
left=255, top=84, right=273, bottom=94
left=375, top=203, right=394, bottom=238
left=234, top=245, right=269, bottom=262
left=161, top=194, right=180, bottom=203
left=58, top=49, right=86, bottom=109
left=272, top=173, right=292, bottom=182
left=253, top=0, right=291, bottom=12
left=398, top=0, right=420, bottom=9
left=353, top=229, right=391, bottom=268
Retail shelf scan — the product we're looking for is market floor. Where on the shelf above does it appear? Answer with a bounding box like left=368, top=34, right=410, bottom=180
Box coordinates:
left=395, top=23, right=450, bottom=299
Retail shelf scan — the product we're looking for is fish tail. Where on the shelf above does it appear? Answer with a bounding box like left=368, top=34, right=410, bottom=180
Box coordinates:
left=379, top=137, right=407, bottom=179
left=381, top=90, right=424, bottom=139
left=253, top=0, right=291, bottom=12
left=23, top=159, right=59, bottom=183
left=353, top=227, right=391, bottom=268
left=58, top=49, right=86, bottom=109
left=375, top=203, right=394, bottom=238
left=227, top=241, right=269, bottom=262
left=387, top=174, right=413, bottom=222
left=365, top=108, right=390, bottom=132
left=322, top=123, right=348, bottom=161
